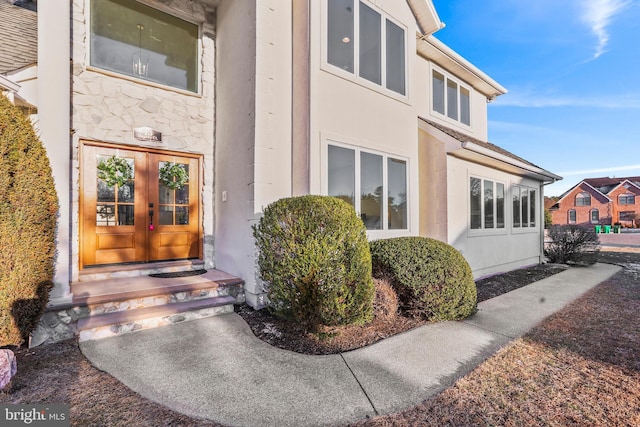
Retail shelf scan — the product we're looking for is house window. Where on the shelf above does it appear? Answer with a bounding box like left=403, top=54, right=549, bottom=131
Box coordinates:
left=568, top=209, right=576, bottom=224
left=432, top=70, right=471, bottom=126
left=620, top=211, right=636, bottom=222
left=513, top=186, right=536, bottom=228
left=470, top=177, right=505, bottom=230
left=90, top=0, right=199, bottom=93
left=328, top=144, right=408, bottom=231
left=590, top=209, right=599, bottom=224
left=619, top=194, right=636, bottom=205
left=575, top=192, right=591, bottom=206
left=327, top=0, right=407, bottom=95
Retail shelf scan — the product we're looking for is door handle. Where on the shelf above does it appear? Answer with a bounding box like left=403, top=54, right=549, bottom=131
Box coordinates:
left=148, top=205, right=154, bottom=231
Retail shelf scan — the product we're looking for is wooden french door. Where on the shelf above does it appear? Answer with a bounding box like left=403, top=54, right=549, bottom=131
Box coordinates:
left=81, top=143, right=202, bottom=267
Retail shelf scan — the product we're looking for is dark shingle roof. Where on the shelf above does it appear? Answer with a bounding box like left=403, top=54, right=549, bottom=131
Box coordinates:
left=0, top=2, right=37, bottom=74
left=421, top=118, right=541, bottom=169
left=584, top=176, right=640, bottom=195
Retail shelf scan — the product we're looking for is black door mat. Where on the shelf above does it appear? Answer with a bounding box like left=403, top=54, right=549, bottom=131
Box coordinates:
left=149, top=269, right=207, bottom=278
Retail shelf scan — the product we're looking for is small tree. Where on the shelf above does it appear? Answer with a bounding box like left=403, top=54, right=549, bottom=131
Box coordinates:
left=0, top=96, right=58, bottom=347
left=253, top=196, right=374, bottom=331
left=544, top=225, right=599, bottom=265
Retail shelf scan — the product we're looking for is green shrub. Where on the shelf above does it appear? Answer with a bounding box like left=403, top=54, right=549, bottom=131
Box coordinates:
left=544, top=225, right=599, bottom=265
left=370, top=237, right=476, bottom=321
left=0, top=96, right=58, bottom=347
left=253, top=195, right=374, bottom=330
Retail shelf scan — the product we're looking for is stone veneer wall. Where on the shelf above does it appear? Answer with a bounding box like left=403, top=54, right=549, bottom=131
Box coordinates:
left=70, top=0, right=217, bottom=281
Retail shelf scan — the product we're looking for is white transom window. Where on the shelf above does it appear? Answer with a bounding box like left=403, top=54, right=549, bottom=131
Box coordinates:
left=90, top=0, right=200, bottom=93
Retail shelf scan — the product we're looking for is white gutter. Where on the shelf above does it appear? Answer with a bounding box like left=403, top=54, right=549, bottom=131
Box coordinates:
left=418, top=35, right=507, bottom=99
left=462, top=141, right=562, bottom=184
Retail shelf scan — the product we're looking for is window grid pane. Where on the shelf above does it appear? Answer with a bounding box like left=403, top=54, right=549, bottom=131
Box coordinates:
left=521, top=187, right=529, bottom=228
left=385, top=19, right=405, bottom=95
left=446, top=79, right=458, bottom=120
left=328, top=145, right=356, bottom=207
left=360, top=152, right=383, bottom=230
left=432, top=71, right=445, bottom=114
left=327, top=0, right=354, bottom=73
left=460, top=87, right=470, bottom=125
left=496, top=183, right=505, bottom=228
left=529, top=190, right=536, bottom=227
left=484, top=180, right=494, bottom=229
left=359, top=3, right=382, bottom=85
left=513, top=188, right=521, bottom=228
left=388, top=158, right=407, bottom=229
left=470, top=177, right=482, bottom=229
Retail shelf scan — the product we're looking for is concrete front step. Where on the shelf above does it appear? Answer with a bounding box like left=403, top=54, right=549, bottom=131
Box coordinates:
left=30, top=268, right=245, bottom=347
left=77, top=259, right=206, bottom=282
left=78, top=296, right=236, bottom=342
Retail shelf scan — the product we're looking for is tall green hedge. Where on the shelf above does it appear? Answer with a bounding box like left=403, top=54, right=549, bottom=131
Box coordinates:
left=0, top=95, right=58, bottom=347
left=370, top=237, right=477, bottom=321
left=253, top=195, right=374, bottom=330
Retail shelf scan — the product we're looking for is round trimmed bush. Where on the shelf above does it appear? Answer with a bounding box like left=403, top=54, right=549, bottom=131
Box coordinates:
left=0, top=95, right=58, bottom=347
left=253, top=195, right=374, bottom=330
left=370, top=237, right=476, bottom=321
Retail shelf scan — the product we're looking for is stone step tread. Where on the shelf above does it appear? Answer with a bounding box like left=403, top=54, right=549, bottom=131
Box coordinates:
left=76, top=296, right=236, bottom=331
left=68, top=269, right=243, bottom=307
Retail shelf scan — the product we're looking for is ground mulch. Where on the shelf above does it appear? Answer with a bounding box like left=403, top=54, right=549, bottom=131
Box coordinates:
left=235, top=263, right=568, bottom=355
left=1, top=254, right=637, bottom=426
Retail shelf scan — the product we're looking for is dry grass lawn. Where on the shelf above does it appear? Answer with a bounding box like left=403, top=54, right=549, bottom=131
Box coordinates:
left=2, top=254, right=639, bottom=426
left=354, top=257, right=640, bottom=426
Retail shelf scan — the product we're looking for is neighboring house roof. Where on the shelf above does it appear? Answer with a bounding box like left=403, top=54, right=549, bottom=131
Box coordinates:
left=420, top=118, right=562, bottom=183
left=558, top=176, right=640, bottom=201
left=0, top=2, right=38, bottom=74
left=583, top=176, right=640, bottom=194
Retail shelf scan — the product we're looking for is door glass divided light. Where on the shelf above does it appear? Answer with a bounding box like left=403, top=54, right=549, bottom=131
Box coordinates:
left=158, top=162, right=190, bottom=226
left=90, top=0, right=199, bottom=92
left=96, top=155, right=135, bottom=226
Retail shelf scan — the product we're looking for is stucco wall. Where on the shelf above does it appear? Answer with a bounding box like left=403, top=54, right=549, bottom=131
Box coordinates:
left=70, top=0, right=217, bottom=281
left=447, top=156, right=543, bottom=278
left=309, top=0, right=420, bottom=239
left=215, top=0, right=292, bottom=308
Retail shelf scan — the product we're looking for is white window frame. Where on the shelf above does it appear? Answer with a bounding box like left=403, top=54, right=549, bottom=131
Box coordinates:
left=325, top=140, right=410, bottom=236
left=568, top=209, right=577, bottom=224
left=619, top=193, right=636, bottom=205
left=590, top=208, right=600, bottom=224
left=322, top=0, right=409, bottom=100
left=431, top=65, right=472, bottom=127
left=575, top=192, right=591, bottom=206
left=468, top=175, right=507, bottom=236
left=86, top=0, right=202, bottom=95
left=512, top=185, right=537, bottom=232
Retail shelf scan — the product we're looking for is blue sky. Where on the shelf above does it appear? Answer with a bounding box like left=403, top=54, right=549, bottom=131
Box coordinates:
left=432, top=0, right=640, bottom=196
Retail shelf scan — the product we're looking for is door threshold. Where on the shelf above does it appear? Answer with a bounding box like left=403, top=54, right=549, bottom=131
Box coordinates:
left=79, top=259, right=205, bottom=282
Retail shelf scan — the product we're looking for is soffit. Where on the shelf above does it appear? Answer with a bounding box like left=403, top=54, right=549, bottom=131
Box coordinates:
left=417, top=35, right=507, bottom=99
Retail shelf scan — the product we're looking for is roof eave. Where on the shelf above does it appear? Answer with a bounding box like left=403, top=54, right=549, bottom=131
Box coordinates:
left=406, top=0, right=443, bottom=36
left=417, top=35, right=507, bottom=99
left=460, top=141, right=562, bottom=184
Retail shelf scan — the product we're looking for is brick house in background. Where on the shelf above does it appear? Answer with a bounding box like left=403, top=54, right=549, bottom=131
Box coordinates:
left=550, top=177, right=640, bottom=227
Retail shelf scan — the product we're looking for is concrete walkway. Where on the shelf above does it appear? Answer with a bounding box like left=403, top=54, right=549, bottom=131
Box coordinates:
left=80, top=263, right=621, bottom=427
